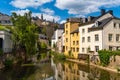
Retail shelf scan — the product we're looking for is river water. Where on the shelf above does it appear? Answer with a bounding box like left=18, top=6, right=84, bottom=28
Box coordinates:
left=0, top=58, right=120, bottom=80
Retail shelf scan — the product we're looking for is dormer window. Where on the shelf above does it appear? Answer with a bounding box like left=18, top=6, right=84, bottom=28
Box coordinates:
left=95, top=21, right=100, bottom=27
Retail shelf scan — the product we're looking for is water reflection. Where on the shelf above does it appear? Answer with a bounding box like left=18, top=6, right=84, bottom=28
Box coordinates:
left=52, top=59, right=120, bottom=80
left=0, top=58, right=120, bottom=80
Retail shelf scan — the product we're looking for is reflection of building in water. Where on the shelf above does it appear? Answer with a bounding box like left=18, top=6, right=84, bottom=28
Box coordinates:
left=52, top=59, right=120, bottom=80
left=63, top=62, right=80, bottom=80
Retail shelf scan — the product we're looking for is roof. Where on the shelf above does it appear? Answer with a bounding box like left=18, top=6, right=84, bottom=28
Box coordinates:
left=0, top=13, right=11, bottom=21
left=71, top=29, right=79, bottom=34
left=66, top=18, right=82, bottom=23
left=79, top=10, right=114, bottom=27
left=89, top=17, right=113, bottom=31
left=58, top=24, right=64, bottom=29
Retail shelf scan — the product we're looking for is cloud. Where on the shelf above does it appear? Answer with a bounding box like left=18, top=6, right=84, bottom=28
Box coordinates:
left=11, top=9, right=60, bottom=22
left=55, top=0, right=120, bottom=16
left=41, top=8, right=54, bottom=15
left=60, top=20, right=66, bottom=24
left=10, top=0, right=53, bottom=9
left=11, top=9, right=30, bottom=16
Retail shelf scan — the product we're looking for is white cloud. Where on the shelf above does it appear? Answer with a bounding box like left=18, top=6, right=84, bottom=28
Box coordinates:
left=10, top=0, right=53, bottom=9
left=32, top=13, right=60, bottom=22
left=11, top=9, right=30, bottom=16
left=55, top=0, right=120, bottom=16
left=41, top=8, right=54, bottom=15
left=60, top=20, right=66, bottom=24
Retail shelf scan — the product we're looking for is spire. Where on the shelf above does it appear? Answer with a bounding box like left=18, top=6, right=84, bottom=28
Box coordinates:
left=41, top=14, right=43, bottom=20
left=53, top=18, right=55, bottom=23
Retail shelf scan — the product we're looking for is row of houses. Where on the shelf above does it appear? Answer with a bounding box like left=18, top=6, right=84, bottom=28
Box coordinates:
left=51, top=9, right=120, bottom=59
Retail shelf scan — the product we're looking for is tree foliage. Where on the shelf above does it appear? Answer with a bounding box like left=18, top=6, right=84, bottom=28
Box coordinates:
left=98, top=50, right=111, bottom=66
left=11, top=12, right=38, bottom=57
left=98, top=50, right=120, bottom=66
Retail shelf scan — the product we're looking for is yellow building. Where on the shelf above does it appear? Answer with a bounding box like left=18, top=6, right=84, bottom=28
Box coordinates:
left=70, top=29, right=79, bottom=58
left=64, top=18, right=81, bottom=58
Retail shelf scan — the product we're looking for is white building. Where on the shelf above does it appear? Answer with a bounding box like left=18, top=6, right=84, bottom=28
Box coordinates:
left=51, top=27, right=64, bottom=48
left=57, top=32, right=65, bottom=53
left=79, top=9, right=120, bottom=55
left=0, top=30, right=13, bottom=53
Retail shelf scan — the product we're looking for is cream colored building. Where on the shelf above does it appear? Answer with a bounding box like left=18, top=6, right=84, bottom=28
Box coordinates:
left=79, top=9, right=120, bottom=55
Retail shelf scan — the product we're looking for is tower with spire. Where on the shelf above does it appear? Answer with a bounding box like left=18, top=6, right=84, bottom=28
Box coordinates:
left=41, top=14, right=43, bottom=20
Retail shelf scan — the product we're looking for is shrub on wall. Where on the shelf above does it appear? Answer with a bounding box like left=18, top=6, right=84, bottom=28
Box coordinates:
left=98, top=50, right=112, bottom=66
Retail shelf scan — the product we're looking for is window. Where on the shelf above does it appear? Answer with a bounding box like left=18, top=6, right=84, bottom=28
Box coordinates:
left=82, top=48, right=84, bottom=52
left=82, top=37, right=85, bottom=42
left=95, top=34, right=99, bottom=41
left=66, top=30, right=68, bottom=34
left=73, top=48, right=75, bottom=52
left=66, top=38, right=68, bottom=42
left=109, top=46, right=112, bottom=51
left=76, top=41, right=79, bottom=45
left=108, top=34, right=113, bottom=42
left=77, top=48, right=79, bottom=52
left=66, top=24, right=68, bottom=28
left=82, top=29, right=85, bottom=33
left=73, top=41, right=75, bottom=45
left=5, top=20, right=7, bottom=23
left=76, top=33, right=78, bottom=36
left=95, top=46, right=99, bottom=52
left=87, top=36, right=90, bottom=42
left=116, top=34, right=120, bottom=42
left=114, top=23, right=116, bottom=28
left=116, top=47, right=120, bottom=50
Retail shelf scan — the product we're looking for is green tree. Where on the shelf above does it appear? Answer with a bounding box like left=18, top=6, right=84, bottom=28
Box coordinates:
left=11, top=12, right=38, bottom=62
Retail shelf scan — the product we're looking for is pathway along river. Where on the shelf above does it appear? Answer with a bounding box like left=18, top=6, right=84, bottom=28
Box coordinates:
left=0, top=58, right=120, bottom=80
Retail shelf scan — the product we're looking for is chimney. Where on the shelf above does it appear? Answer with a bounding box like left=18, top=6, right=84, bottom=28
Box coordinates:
left=88, top=16, right=92, bottom=22
left=82, top=18, right=87, bottom=23
left=101, top=9, right=105, bottom=15
left=108, top=10, right=113, bottom=15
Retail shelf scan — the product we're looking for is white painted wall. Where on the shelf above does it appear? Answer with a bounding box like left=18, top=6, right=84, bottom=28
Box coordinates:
left=103, top=19, right=120, bottom=50
left=51, top=29, right=63, bottom=48
left=0, top=31, right=13, bottom=53
left=79, top=23, right=94, bottom=54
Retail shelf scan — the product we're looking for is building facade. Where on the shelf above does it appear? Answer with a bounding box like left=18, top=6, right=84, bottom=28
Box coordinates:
left=64, top=18, right=81, bottom=57
left=51, top=28, right=64, bottom=48
left=70, top=29, right=80, bottom=58
left=0, top=30, right=13, bottom=53
left=79, top=9, right=120, bottom=56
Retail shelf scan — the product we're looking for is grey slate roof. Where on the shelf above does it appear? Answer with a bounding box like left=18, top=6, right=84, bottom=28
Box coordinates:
left=89, top=17, right=113, bottom=31
left=58, top=24, right=64, bottom=29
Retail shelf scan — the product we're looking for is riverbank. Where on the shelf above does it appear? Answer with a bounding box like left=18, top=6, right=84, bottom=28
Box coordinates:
left=67, top=58, right=119, bottom=73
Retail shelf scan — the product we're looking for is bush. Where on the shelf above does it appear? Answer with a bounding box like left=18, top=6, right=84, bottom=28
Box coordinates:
left=98, top=50, right=111, bottom=66
left=0, top=48, right=3, bottom=56
left=4, top=59, right=13, bottom=68
left=52, top=52, right=66, bottom=60
left=41, top=42, right=47, bottom=49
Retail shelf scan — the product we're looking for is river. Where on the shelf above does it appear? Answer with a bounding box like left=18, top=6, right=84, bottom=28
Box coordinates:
left=0, top=58, right=120, bottom=80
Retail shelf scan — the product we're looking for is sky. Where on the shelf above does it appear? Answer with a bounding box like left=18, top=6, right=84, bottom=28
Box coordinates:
left=0, top=0, right=120, bottom=24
